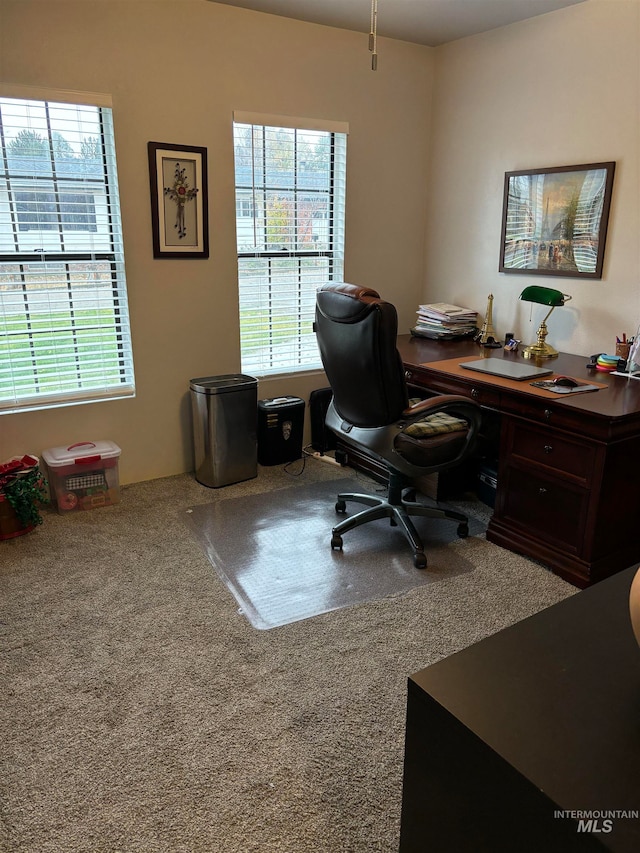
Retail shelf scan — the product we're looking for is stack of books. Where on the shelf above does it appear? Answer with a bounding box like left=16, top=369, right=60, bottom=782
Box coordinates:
left=411, top=302, right=478, bottom=340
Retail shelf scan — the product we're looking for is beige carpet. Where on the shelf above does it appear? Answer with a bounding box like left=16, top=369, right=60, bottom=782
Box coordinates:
left=0, top=460, right=575, bottom=852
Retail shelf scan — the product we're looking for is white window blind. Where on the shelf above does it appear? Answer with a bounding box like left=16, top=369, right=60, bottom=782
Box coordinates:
left=233, top=113, right=347, bottom=376
left=0, top=88, right=135, bottom=413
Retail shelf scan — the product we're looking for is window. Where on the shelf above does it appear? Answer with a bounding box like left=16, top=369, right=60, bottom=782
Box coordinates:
left=233, top=112, right=347, bottom=376
left=0, top=86, right=135, bottom=413
left=235, top=193, right=255, bottom=219
left=16, top=190, right=97, bottom=232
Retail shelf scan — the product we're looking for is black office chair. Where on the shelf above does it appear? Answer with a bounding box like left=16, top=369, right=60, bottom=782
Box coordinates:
left=315, top=283, right=482, bottom=569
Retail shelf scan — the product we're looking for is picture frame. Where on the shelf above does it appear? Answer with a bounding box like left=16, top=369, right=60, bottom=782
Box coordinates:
left=148, top=142, right=209, bottom=258
left=499, top=161, right=615, bottom=279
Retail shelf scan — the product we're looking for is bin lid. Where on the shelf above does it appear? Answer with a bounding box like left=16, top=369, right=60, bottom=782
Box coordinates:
left=42, top=440, right=121, bottom=467
left=190, top=374, right=257, bottom=394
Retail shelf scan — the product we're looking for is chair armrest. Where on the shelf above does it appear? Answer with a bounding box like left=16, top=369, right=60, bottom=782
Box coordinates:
left=402, top=395, right=476, bottom=419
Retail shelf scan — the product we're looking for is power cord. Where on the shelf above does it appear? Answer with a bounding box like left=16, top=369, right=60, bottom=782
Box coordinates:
left=284, top=444, right=346, bottom=477
left=284, top=453, right=307, bottom=477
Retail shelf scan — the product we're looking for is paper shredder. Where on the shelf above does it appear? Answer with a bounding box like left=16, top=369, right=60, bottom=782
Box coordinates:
left=257, top=396, right=305, bottom=465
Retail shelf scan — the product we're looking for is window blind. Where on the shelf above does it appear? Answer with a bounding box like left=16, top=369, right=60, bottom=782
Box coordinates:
left=0, top=90, right=135, bottom=413
left=233, top=114, right=347, bottom=376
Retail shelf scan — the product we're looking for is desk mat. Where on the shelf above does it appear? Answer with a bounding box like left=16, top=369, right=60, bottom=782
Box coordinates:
left=421, top=356, right=608, bottom=398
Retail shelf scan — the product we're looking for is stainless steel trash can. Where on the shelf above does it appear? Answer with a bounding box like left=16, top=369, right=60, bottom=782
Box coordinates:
left=190, top=374, right=258, bottom=488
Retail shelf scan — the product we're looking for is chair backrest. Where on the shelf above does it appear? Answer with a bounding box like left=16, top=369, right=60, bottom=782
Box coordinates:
left=315, top=283, right=409, bottom=428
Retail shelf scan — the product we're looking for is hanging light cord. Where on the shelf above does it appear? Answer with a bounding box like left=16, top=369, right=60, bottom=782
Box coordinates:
left=369, top=0, right=378, bottom=70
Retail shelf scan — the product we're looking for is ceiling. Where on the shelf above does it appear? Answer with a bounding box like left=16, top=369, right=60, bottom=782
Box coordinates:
left=206, top=0, right=586, bottom=47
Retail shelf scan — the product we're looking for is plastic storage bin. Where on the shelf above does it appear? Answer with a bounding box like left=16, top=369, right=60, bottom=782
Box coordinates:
left=190, top=374, right=258, bottom=488
left=42, top=440, right=121, bottom=513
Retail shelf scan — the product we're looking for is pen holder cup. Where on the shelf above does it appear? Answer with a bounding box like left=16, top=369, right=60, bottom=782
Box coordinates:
left=616, top=342, right=631, bottom=360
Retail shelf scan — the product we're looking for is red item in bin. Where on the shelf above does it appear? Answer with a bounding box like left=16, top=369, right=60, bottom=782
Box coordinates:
left=0, top=455, right=40, bottom=488
left=0, top=459, right=23, bottom=477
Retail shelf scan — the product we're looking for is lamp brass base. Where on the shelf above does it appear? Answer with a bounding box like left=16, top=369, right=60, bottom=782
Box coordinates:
left=522, top=342, right=558, bottom=359
left=522, top=319, right=558, bottom=359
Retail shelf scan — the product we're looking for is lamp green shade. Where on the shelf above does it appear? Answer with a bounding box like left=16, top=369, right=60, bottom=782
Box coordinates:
left=519, top=286, right=567, bottom=307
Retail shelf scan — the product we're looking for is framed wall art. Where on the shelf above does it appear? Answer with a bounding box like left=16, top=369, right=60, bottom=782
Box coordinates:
left=499, top=161, right=615, bottom=279
left=148, top=142, right=209, bottom=258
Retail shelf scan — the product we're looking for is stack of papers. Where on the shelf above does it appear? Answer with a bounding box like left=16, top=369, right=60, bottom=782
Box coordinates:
left=411, top=303, right=478, bottom=340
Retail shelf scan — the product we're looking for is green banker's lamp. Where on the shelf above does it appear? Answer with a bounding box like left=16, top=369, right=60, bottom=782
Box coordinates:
left=519, top=286, right=572, bottom=360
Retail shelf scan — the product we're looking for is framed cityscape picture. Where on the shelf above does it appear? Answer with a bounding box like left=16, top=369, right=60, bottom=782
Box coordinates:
left=148, top=142, right=209, bottom=258
left=499, top=161, right=615, bottom=279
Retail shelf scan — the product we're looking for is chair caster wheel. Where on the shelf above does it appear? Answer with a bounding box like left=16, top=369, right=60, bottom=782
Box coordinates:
left=335, top=500, right=347, bottom=514
left=414, top=552, right=427, bottom=569
left=331, top=534, right=343, bottom=550
left=457, top=523, right=469, bottom=539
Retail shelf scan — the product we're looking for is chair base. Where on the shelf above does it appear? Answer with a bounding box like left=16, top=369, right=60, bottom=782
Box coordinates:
left=330, top=485, right=469, bottom=569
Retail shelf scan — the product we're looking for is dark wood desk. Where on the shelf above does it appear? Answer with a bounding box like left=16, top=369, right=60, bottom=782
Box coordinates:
left=399, top=565, right=640, bottom=853
left=396, top=336, right=640, bottom=588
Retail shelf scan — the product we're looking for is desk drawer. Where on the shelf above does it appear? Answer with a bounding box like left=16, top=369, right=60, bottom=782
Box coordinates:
left=507, top=421, right=595, bottom=485
left=499, top=394, right=599, bottom=437
left=406, top=368, right=501, bottom=408
left=500, top=467, right=587, bottom=552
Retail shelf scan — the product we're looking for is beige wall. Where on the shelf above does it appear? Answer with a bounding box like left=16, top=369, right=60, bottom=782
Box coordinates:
left=0, top=0, right=434, bottom=483
left=424, top=0, right=640, bottom=357
left=2, top=0, right=639, bottom=486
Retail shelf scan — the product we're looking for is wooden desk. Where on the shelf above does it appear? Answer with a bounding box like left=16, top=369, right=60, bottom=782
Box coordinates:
left=396, top=336, right=640, bottom=588
left=399, top=566, right=640, bottom=853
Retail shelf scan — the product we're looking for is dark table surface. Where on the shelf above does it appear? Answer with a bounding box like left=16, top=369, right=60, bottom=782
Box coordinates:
left=397, top=335, right=640, bottom=421
left=409, top=565, right=640, bottom=850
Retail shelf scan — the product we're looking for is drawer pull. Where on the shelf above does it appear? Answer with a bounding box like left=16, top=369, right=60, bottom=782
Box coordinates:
left=544, top=409, right=552, bottom=420
left=471, top=388, right=480, bottom=399
left=539, top=487, right=548, bottom=496
left=543, top=445, right=553, bottom=454
left=405, top=370, right=413, bottom=381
